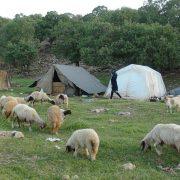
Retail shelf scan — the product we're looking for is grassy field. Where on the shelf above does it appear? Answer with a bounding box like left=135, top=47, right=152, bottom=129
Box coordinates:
left=0, top=77, right=179, bottom=179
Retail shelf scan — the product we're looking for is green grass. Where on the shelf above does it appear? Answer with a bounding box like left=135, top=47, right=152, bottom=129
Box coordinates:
left=0, top=77, right=179, bottom=179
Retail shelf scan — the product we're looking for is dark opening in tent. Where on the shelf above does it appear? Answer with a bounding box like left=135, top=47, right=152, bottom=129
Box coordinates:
left=29, top=64, right=106, bottom=96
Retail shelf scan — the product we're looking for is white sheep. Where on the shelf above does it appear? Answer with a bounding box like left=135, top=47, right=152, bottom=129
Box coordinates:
left=164, top=95, right=180, bottom=113
left=66, top=129, right=99, bottom=161
left=25, top=91, right=55, bottom=106
left=54, top=94, right=69, bottom=108
left=11, top=104, right=46, bottom=131
left=141, top=123, right=180, bottom=155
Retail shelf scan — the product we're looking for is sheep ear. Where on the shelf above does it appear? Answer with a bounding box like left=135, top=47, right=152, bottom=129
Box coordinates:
left=28, top=96, right=34, bottom=102
left=66, top=146, right=71, bottom=152
left=141, top=141, right=145, bottom=151
left=59, top=95, right=64, bottom=100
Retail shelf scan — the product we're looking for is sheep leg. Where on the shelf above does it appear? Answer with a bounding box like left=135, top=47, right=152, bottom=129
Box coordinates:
left=84, top=148, right=89, bottom=157
left=87, top=143, right=96, bottom=161
left=73, top=145, right=79, bottom=158
left=11, top=119, right=15, bottom=129
left=170, top=108, right=173, bottom=114
left=17, top=120, right=21, bottom=128
left=175, top=142, right=180, bottom=152
left=11, top=117, right=18, bottom=129
left=29, top=122, right=32, bottom=132
left=154, top=142, right=162, bottom=155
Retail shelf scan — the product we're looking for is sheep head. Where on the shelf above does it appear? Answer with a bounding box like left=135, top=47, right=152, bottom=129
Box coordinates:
left=66, top=145, right=75, bottom=153
left=39, top=122, right=46, bottom=129
left=64, top=110, right=71, bottom=116
left=140, top=140, right=151, bottom=152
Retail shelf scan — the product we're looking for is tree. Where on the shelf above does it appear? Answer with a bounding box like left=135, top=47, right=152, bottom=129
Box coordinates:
left=0, top=17, right=38, bottom=69
left=52, top=19, right=84, bottom=66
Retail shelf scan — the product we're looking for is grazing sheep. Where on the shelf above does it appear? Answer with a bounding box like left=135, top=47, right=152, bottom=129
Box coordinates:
left=0, top=96, right=26, bottom=109
left=66, top=129, right=99, bottom=161
left=48, top=105, right=71, bottom=134
left=15, top=97, right=26, bottom=104
left=141, top=123, right=180, bottom=155
left=25, top=90, right=55, bottom=106
left=55, top=94, right=69, bottom=108
left=11, top=104, right=46, bottom=131
left=164, top=95, right=180, bottom=113
left=0, top=96, right=17, bottom=109
left=2, top=100, right=18, bottom=119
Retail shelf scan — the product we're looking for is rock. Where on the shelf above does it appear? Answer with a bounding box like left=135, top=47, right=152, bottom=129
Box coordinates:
left=91, top=108, right=109, bottom=114
left=157, top=165, right=176, bottom=174
left=71, top=175, right=79, bottom=179
left=122, top=163, right=136, bottom=170
left=62, top=175, right=70, bottom=180
left=13, top=131, right=24, bottom=138
left=117, top=112, right=131, bottom=116
left=55, top=145, right=61, bottom=150
left=0, top=131, right=24, bottom=138
left=108, top=119, right=118, bottom=123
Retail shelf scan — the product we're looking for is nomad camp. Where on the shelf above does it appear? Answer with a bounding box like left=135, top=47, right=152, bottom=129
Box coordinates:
left=0, top=0, right=179, bottom=179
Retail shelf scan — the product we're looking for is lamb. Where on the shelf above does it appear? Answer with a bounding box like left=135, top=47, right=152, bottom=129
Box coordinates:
left=47, top=105, right=71, bottom=134
left=54, top=94, right=69, bottom=108
left=2, top=100, right=18, bottom=119
left=66, top=129, right=100, bottom=161
left=25, top=90, right=55, bottom=106
left=164, top=95, right=180, bottom=113
left=11, top=104, right=46, bottom=131
left=141, top=123, right=180, bottom=155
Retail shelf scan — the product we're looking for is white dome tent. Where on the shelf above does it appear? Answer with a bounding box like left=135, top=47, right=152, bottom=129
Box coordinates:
left=105, top=64, right=166, bottom=100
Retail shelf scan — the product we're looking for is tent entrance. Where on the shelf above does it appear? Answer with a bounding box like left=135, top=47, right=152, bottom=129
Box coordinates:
left=52, top=70, right=65, bottom=94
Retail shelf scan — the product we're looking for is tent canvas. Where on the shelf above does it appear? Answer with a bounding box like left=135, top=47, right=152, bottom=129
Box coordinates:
left=30, top=64, right=106, bottom=95
left=105, top=64, right=166, bottom=100
left=169, top=87, right=180, bottom=96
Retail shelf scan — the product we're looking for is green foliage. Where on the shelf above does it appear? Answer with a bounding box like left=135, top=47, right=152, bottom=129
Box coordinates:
left=52, top=18, right=84, bottom=65
left=0, top=15, right=38, bottom=68
left=5, top=40, right=37, bottom=67
left=0, top=0, right=179, bottom=71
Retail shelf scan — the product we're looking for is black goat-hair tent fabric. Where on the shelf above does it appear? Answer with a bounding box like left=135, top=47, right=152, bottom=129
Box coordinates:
left=30, top=64, right=106, bottom=95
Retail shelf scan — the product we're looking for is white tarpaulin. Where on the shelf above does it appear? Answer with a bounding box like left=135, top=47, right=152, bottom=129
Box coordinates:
left=105, top=64, right=166, bottom=100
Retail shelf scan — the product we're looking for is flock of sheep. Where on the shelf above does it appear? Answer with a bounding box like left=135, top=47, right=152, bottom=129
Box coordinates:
left=0, top=89, right=180, bottom=161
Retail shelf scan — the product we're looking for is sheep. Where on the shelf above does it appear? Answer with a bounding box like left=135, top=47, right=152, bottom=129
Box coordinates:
left=25, top=91, right=55, bottom=106
left=2, top=100, right=18, bottom=119
left=11, top=104, right=46, bottom=131
left=164, top=95, right=180, bottom=113
left=66, top=129, right=99, bottom=161
left=54, top=94, right=69, bottom=108
left=0, top=96, right=26, bottom=109
left=141, top=123, right=180, bottom=155
left=0, top=96, right=17, bottom=109
left=15, top=97, right=26, bottom=104
left=47, top=105, right=71, bottom=134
